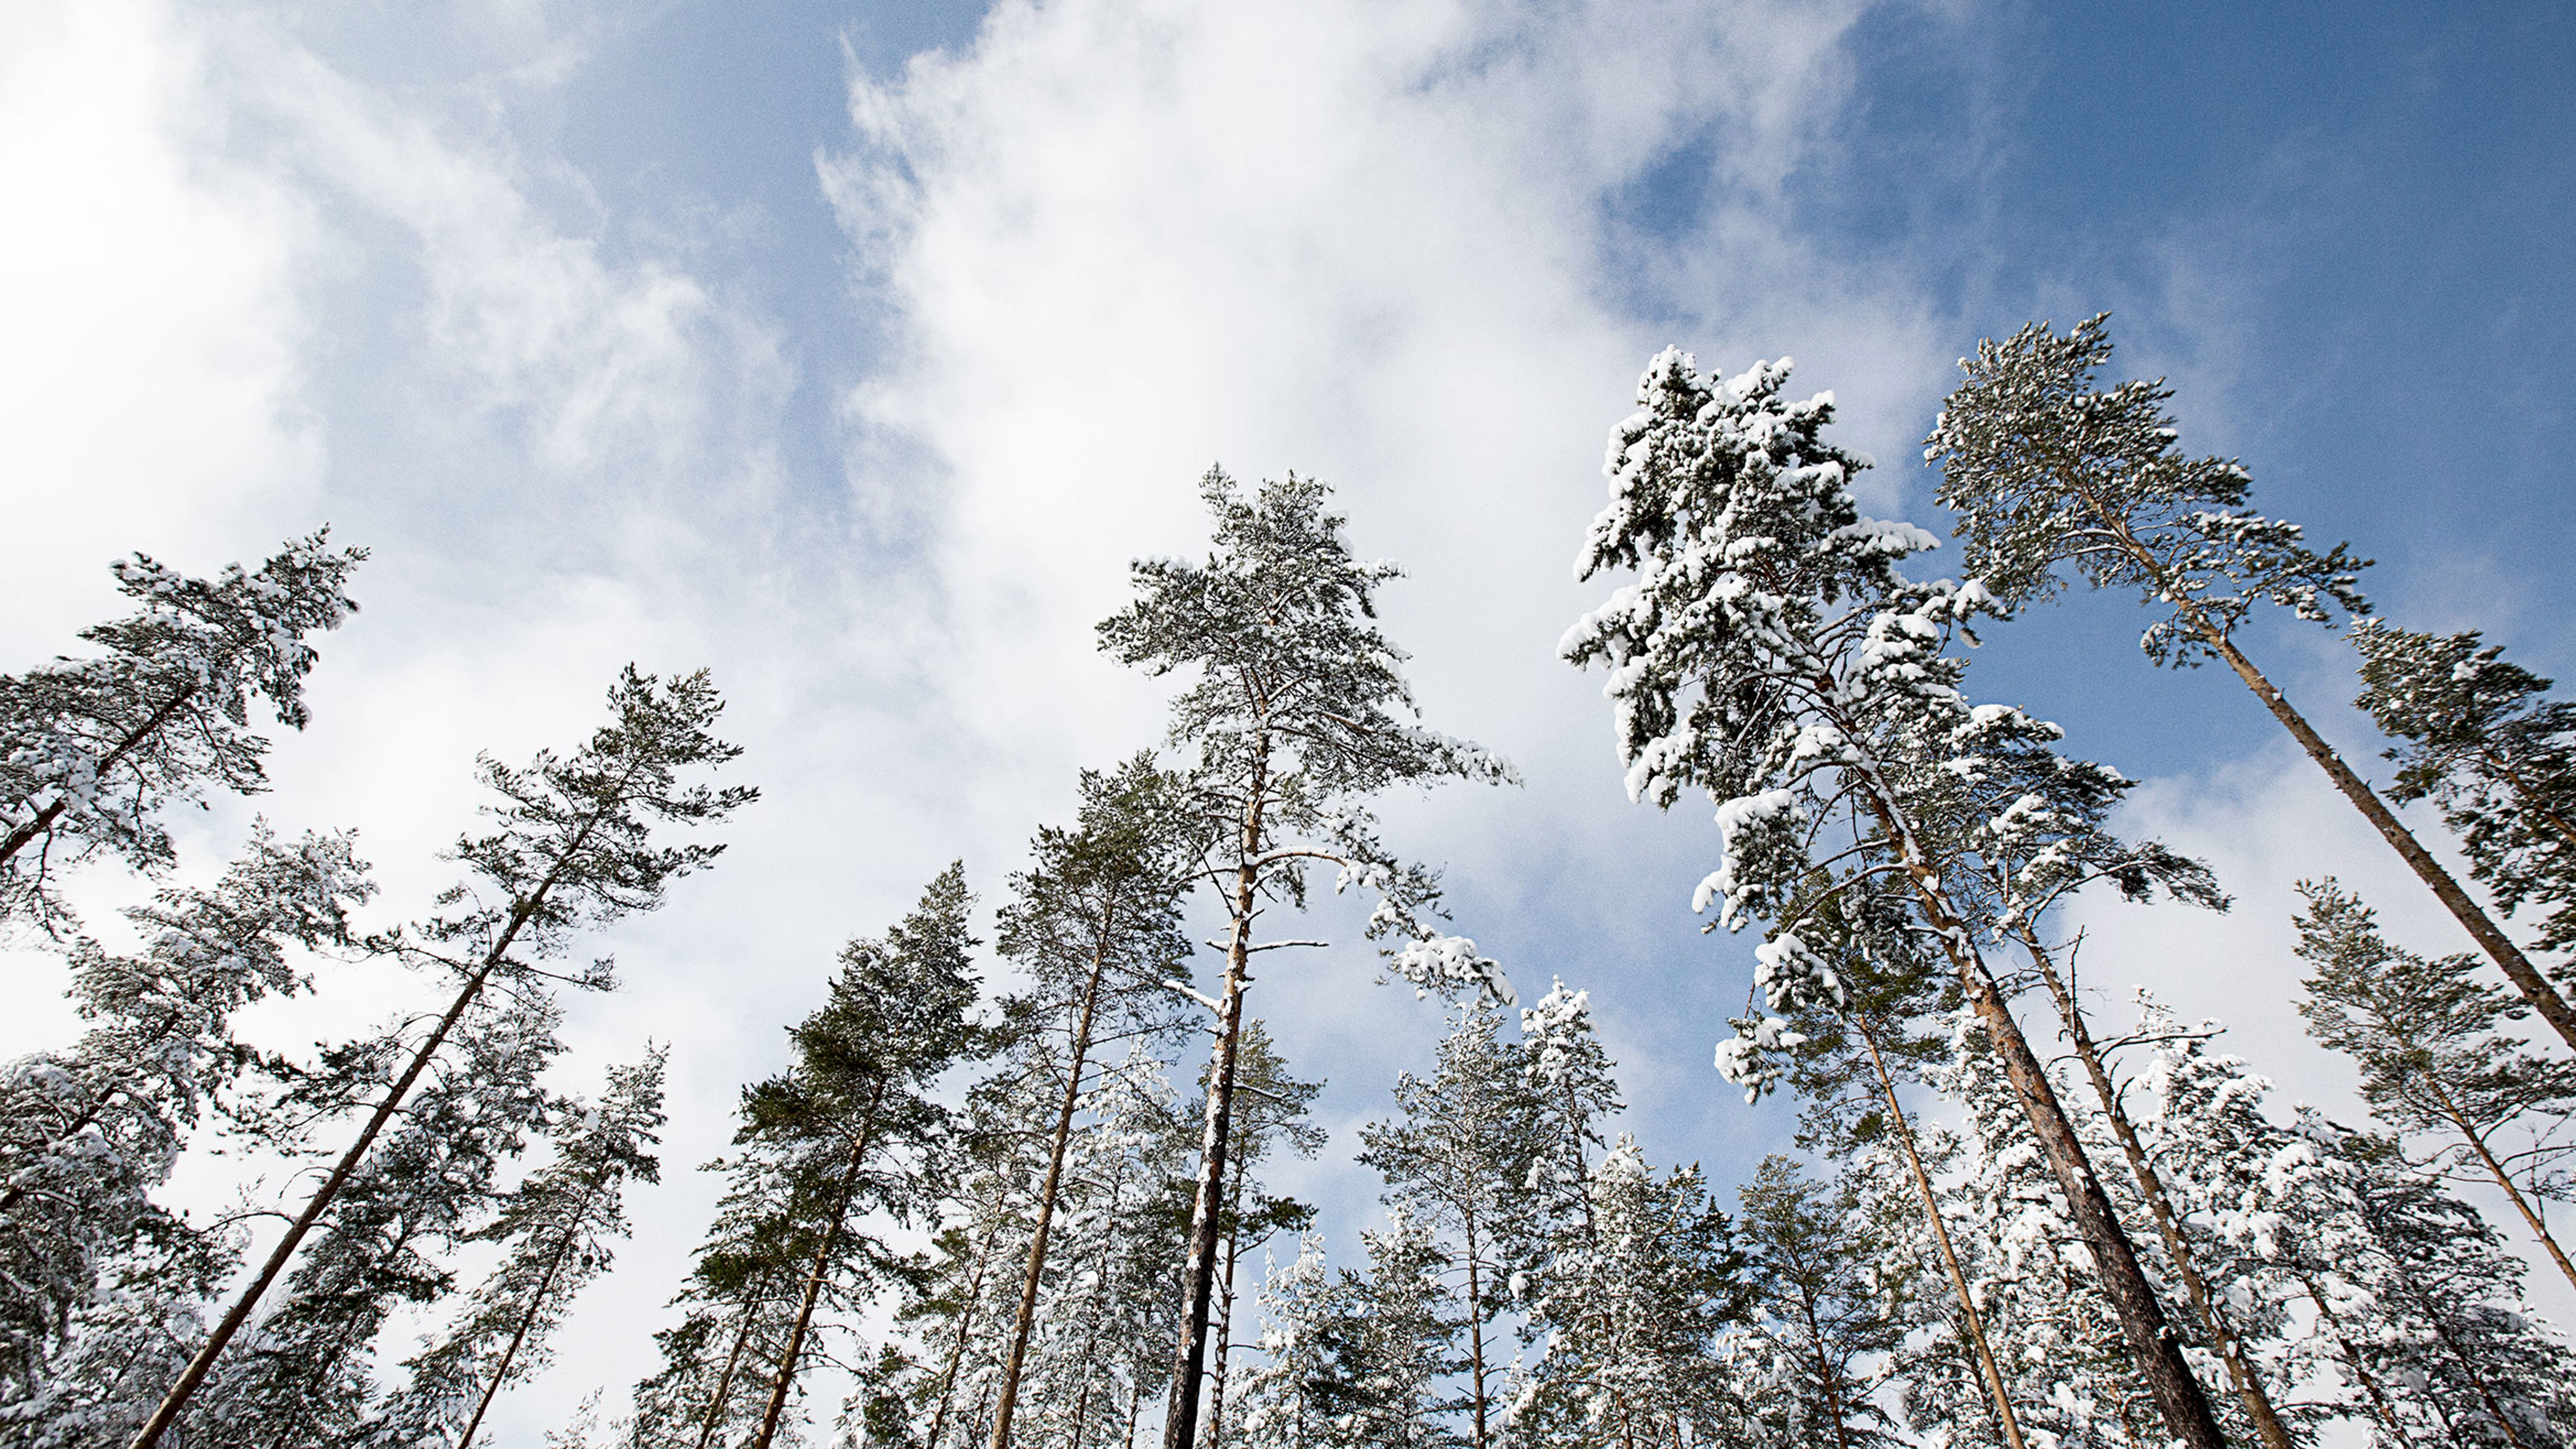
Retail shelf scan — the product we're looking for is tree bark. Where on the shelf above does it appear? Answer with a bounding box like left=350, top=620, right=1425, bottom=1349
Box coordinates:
left=1463, top=1212, right=1489, bottom=1449
left=1845, top=1015, right=2027, bottom=1449
left=2018, top=932, right=2294, bottom=1449
left=1200, top=1148, right=1251, bottom=1449
left=750, top=1079, right=887, bottom=1449
left=694, top=1280, right=775, bottom=1449
left=1858, top=791, right=2228, bottom=1449
left=1162, top=734, right=1269, bottom=1449
left=453, top=1183, right=599, bottom=1449
left=992, top=910, right=1119, bottom=1449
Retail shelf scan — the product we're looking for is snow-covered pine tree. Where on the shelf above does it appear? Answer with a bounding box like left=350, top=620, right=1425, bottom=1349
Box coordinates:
left=988, top=758, right=1195, bottom=1449
left=1096, top=467, right=1514, bottom=1449
left=182, top=992, right=565, bottom=1449
left=1356, top=1000, right=1537, bottom=1449
left=2353, top=621, right=2576, bottom=963
left=1735, top=1154, right=1903, bottom=1449
left=0, top=531, right=365, bottom=929
left=0, top=1206, right=238, bottom=1448
left=627, top=1175, right=806, bottom=1449
left=737, top=864, right=989, bottom=1449
left=1927, top=315, right=2576, bottom=1051
left=1200, top=1024, right=1323, bottom=1449
left=1508, top=1138, right=1744, bottom=1449
left=1562, top=345, right=2227, bottom=1446
left=130, top=664, right=753, bottom=1449
left=0, top=825, right=370, bottom=1401
left=1326, top=1210, right=1463, bottom=1449
left=1232, top=1235, right=1346, bottom=1449
left=2296, top=878, right=2576, bottom=1293
left=1514, top=981, right=1618, bottom=1242
left=375, top=1044, right=668, bottom=1449
left=907, top=1143, right=1039, bottom=1449
left=2303, top=1116, right=2576, bottom=1448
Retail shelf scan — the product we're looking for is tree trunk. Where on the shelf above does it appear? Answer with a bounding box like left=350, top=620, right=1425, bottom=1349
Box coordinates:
left=453, top=1184, right=599, bottom=1449
left=992, top=913, right=1118, bottom=1449
left=927, top=1206, right=1017, bottom=1449
left=1793, top=1284, right=1858, bottom=1449
left=1200, top=1149, right=1250, bottom=1449
left=2424, top=1075, right=2576, bottom=1294
left=1463, top=1213, right=1489, bottom=1449
left=1846, top=1015, right=2026, bottom=1449
left=1162, top=736, right=1269, bottom=1449
left=2299, top=1278, right=2409, bottom=1447
left=750, top=1080, right=887, bottom=1449
left=2018, top=932, right=2294, bottom=1449
left=694, top=1280, right=775, bottom=1449
left=1858, top=793, right=2228, bottom=1449
left=2426, top=1308, right=2530, bottom=1449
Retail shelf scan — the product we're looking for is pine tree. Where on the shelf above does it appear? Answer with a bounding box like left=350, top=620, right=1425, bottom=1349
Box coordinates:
left=1356, top=1000, right=1536, bottom=1449
left=1509, top=1139, right=1744, bottom=1449
left=0, top=825, right=371, bottom=1401
left=989, top=759, right=1194, bottom=1449
left=1563, top=345, right=2227, bottom=1446
left=0, top=1205, right=238, bottom=1448
left=628, top=1178, right=805, bottom=1449
left=1326, top=1210, right=1463, bottom=1449
left=1927, top=314, right=2576, bottom=1050
left=0, top=531, right=365, bottom=929
left=128, top=664, right=753, bottom=1449
left=737, top=864, right=989, bottom=1449
left=2354, top=621, right=2576, bottom=963
left=1735, top=1155, right=1903, bottom=1449
left=1200, top=1025, right=1322, bottom=1449
left=2304, top=1117, right=2576, bottom=1448
left=184, top=992, right=566, bottom=1449
left=375, top=1045, right=668, bottom=1449
left=2295, top=879, right=2576, bottom=1293
left=1097, top=467, right=1513, bottom=1449
left=1232, top=1235, right=1346, bottom=1449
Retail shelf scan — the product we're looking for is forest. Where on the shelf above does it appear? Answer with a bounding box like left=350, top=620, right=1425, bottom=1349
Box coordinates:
left=4, top=313, right=2573, bottom=1449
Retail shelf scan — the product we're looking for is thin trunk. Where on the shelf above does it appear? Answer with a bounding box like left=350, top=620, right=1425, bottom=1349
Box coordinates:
left=2424, top=1075, right=2576, bottom=1293
left=694, top=1281, right=773, bottom=1449
left=1846, top=1015, right=2026, bottom=1449
left=1859, top=791, right=2229, bottom=1449
left=993, top=912, right=1118, bottom=1449
left=2019, top=931, right=2294, bottom=1449
left=2426, top=1308, right=2530, bottom=1449
left=1793, top=1286, right=1857, bottom=1449
left=1162, top=734, right=1270, bottom=1449
left=750, top=1079, right=888, bottom=1449
left=1463, top=1215, right=1487, bottom=1449
left=1201, top=1150, right=1249, bottom=1449
left=1125, top=1373, right=1145, bottom=1449
left=2300, top=1278, right=2409, bottom=1447
left=453, top=1182, right=601, bottom=1449
left=131, top=759, right=636, bottom=1449
left=2076, top=483, right=2576, bottom=1051
left=0, top=683, right=199, bottom=868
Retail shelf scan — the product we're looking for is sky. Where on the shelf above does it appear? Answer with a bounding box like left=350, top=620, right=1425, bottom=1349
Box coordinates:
left=3, top=0, right=2573, bottom=1438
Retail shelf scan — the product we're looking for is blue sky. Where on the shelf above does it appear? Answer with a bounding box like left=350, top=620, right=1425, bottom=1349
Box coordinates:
left=3, top=0, right=2570, bottom=1436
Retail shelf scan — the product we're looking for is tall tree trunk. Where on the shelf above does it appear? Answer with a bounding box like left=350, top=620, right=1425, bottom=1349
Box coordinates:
left=2423, top=1074, right=2576, bottom=1293
left=2076, top=485, right=2576, bottom=1050
left=0, top=683, right=199, bottom=868
left=2300, top=1278, right=2409, bottom=1447
left=1845, top=1015, right=2027, bottom=1449
left=750, top=1079, right=887, bottom=1449
left=1792, top=1285, right=1858, bottom=1449
left=1859, top=790, right=2228, bottom=1449
left=2018, top=931, right=2295, bottom=1449
left=453, top=1183, right=599, bottom=1449
left=2426, top=1309, right=2530, bottom=1449
left=1162, top=735, right=1268, bottom=1449
left=993, top=913, right=1118, bottom=1449
left=1463, top=1212, right=1489, bottom=1449
left=694, top=1278, right=776, bottom=1449
left=926, top=1205, right=1017, bottom=1449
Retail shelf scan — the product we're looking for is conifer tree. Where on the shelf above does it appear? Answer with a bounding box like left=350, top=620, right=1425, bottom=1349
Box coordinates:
left=1327, top=1210, right=1463, bottom=1449
left=628, top=1182, right=805, bottom=1449
left=1735, top=1155, right=1903, bottom=1449
left=377, top=1046, right=668, bottom=1449
left=1927, top=315, right=2576, bottom=1049
left=1356, top=1001, right=1535, bottom=1449
left=128, top=664, right=753, bottom=1449
left=0, top=531, right=365, bottom=929
left=0, top=825, right=371, bottom=1399
left=989, top=759, right=1193, bottom=1449
left=1563, top=346, right=2227, bottom=1446
left=1232, top=1235, right=1346, bottom=1449
left=2303, top=1116, right=2576, bottom=1448
left=739, top=864, right=988, bottom=1449
left=1508, top=1138, right=1744, bottom=1449
left=1200, top=1025, right=1322, bottom=1449
left=2354, top=621, right=2576, bottom=961
left=185, top=993, right=565, bottom=1449
left=1097, top=468, right=1513, bottom=1449
left=2296, top=879, right=2576, bottom=1293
